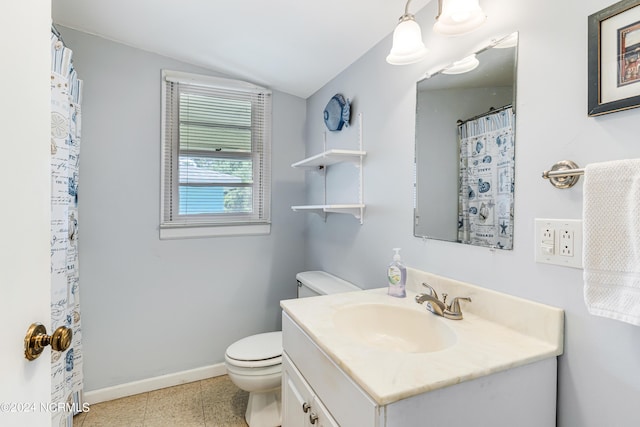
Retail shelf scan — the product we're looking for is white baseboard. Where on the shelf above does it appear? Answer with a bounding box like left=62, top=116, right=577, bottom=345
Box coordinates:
left=83, top=363, right=227, bottom=404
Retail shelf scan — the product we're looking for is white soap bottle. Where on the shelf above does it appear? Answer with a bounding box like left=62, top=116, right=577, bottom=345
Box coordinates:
left=387, top=248, right=407, bottom=298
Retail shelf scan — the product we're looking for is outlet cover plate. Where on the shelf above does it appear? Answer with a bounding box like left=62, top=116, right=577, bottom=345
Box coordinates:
left=535, top=218, right=583, bottom=269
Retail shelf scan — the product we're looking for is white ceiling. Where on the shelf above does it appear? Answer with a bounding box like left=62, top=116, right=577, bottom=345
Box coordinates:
left=52, top=0, right=432, bottom=99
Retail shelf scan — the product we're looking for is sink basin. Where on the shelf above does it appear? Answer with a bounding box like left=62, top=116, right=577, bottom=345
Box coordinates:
left=332, top=303, right=457, bottom=353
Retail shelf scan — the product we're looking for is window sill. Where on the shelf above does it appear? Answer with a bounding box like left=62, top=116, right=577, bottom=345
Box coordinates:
left=159, top=223, right=270, bottom=239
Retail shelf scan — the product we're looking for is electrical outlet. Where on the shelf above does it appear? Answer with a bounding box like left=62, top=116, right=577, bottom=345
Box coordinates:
left=539, top=226, right=555, bottom=255
left=534, top=218, right=583, bottom=268
left=559, top=229, right=574, bottom=257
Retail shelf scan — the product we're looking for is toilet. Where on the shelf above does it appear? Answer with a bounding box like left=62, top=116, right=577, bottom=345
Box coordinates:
left=224, top=271, right=361, bottom=427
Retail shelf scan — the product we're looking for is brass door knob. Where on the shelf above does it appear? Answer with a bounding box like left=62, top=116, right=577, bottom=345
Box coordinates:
left=24, top=323, right=73, bottom=361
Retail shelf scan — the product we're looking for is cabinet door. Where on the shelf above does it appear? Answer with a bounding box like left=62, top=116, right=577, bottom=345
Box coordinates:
left=283, top=355, right=341, bottom=427
left=282, top=362, right=313, bottom=427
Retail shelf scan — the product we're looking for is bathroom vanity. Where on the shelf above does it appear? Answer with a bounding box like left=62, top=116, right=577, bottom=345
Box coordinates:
left=280, top=268, right=564, bottom=427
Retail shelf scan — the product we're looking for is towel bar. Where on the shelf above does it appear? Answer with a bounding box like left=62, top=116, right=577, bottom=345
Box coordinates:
left=542, top=160, right=584, bottom=189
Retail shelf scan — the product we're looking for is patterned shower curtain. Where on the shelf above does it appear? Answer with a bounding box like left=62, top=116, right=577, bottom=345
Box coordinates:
left=51, top=31, right=84, bottom=425
left=457, top=106, right=515, bottom=250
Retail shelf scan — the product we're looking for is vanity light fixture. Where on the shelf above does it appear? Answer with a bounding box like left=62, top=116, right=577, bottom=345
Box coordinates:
left=386, top=0, right=429, bottom=65
left=442, top=54, right=480, bottom=74
left=433, top=0, right=486, bottom=36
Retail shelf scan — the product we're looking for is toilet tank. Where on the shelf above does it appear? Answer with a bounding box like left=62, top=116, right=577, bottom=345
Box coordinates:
left=296, top=271, right=360, bottom=298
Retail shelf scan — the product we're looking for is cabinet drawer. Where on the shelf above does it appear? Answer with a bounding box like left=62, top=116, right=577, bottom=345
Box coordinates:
left=283, top=312, right=379, bottom=427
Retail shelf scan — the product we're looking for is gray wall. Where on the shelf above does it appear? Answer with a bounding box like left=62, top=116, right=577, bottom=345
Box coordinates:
left=305, top=0, right=640, bottom=426
left=59, top=27, right=307, bottom=391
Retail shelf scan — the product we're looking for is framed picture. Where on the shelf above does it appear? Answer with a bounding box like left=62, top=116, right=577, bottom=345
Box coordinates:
left=588, top=0, right=640, bottom=116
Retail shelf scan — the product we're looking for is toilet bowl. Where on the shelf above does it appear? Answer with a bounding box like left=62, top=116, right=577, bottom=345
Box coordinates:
left=224, top=271, right=360, bottom=427
left=225, top=331, right=283, bottom=427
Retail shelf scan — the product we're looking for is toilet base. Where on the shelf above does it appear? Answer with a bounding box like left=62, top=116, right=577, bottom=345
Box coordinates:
left=245, top=387, right=282, bottom=427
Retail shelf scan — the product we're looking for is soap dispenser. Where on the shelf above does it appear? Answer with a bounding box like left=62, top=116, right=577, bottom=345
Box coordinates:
left=387, top=248, right=407, bottom=298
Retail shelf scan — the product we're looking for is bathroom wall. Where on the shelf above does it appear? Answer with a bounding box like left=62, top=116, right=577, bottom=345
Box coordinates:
left=304, top=0, right=640, bottom=426
left=58, top=27, right=307, bottom=391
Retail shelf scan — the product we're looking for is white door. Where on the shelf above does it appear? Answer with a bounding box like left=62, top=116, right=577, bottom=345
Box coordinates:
left=0, top=2, right=54, bottom=426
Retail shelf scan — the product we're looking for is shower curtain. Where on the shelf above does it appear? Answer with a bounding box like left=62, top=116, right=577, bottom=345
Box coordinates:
left=457, top=106, right=515, bottom=249
left=51, top=30, right=84, bottom=425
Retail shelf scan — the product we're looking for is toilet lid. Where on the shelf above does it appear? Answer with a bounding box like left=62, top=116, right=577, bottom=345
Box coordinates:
left=226, top=331, right=282, bottom=362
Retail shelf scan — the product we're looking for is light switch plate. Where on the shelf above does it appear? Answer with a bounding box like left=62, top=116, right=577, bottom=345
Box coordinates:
left=534, top=218, right=583, bottom=269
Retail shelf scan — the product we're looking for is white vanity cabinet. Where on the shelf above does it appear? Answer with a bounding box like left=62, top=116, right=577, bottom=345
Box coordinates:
left=282, top=310, right=559, bottom=427
left=282, top=312, right=379, bottom=427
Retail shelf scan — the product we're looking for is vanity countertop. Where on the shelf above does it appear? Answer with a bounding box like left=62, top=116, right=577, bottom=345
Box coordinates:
left=280, top=269, right=564, bottom=406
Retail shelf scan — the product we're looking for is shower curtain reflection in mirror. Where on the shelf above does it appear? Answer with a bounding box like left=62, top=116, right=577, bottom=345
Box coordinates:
left=457, top=106, right=515, bottom=249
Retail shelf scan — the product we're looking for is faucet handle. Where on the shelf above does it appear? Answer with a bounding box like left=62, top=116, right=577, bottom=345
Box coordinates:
left=447, top=297, right=472, bottom=315
left=421, top=282, right=438, bottom=300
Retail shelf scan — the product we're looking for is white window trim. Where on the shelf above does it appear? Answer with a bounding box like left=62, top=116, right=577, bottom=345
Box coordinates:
left=160, top=224, right=271, bottom=240
left=160, top=70, right=271, bottom=239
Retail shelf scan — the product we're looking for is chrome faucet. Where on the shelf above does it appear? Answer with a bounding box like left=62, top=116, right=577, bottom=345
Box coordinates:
left=415, top=282, right=472, bottom=320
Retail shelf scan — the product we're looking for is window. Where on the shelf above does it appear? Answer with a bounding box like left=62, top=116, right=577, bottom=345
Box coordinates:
left=160, top=70, right=271, bottom=239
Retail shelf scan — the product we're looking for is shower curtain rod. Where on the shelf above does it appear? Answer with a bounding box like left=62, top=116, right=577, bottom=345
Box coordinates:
left=457, top=103, right=513, bottom=126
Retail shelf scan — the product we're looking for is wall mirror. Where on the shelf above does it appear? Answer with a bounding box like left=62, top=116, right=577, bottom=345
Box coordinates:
left=414, top=32, right=518, bottom=250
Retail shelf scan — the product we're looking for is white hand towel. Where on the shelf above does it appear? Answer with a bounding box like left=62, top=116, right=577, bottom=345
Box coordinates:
left=583, top=159, right=640, bottom=326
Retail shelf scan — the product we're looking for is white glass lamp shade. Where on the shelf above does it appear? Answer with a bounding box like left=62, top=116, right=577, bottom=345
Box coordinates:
left=434, top=0, right=486, bottom=36
left=442, top=54, right=479, bottom=74
left=386, top=17, right=428, bottom=65
left=494, top=32, right=518, bottom=49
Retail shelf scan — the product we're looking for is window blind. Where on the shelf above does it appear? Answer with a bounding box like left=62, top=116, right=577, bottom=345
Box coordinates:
left=161, top=70, right=271, bottom=236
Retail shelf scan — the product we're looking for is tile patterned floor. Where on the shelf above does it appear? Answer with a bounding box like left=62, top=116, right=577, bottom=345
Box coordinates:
left=73, top=376, right=249, bottom=427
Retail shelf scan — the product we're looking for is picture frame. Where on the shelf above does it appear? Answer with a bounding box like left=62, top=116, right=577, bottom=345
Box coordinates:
left=588, top=0, right=640, bottom=116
